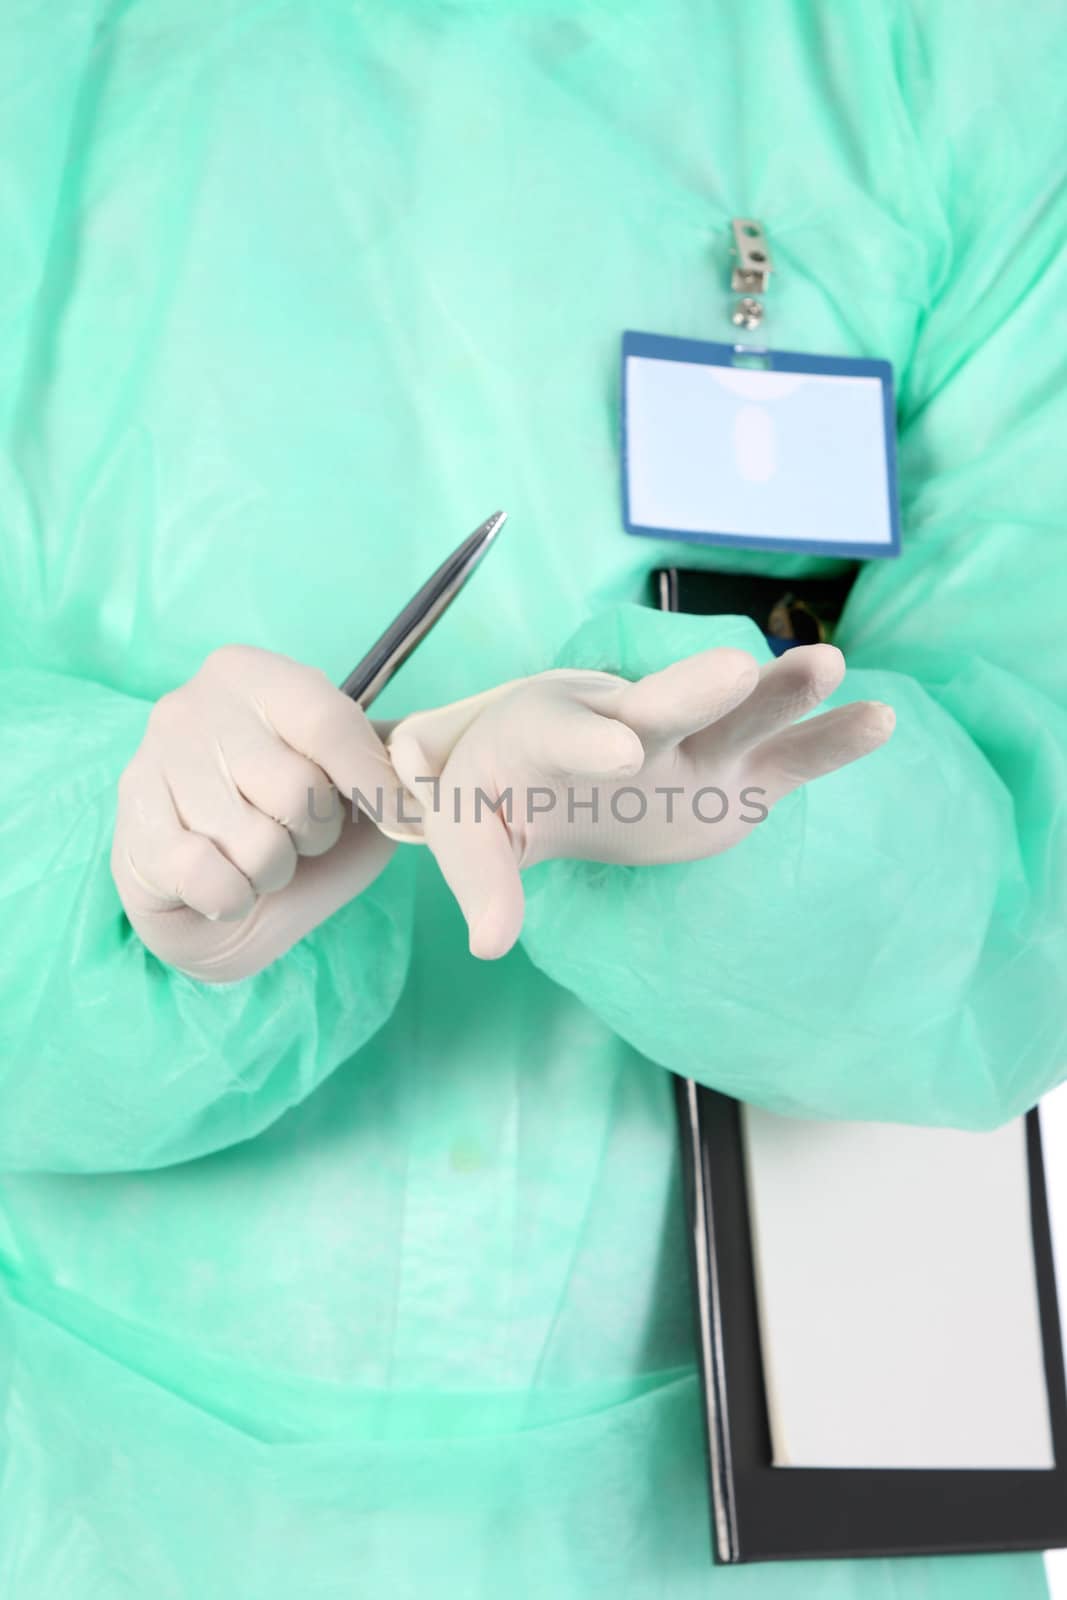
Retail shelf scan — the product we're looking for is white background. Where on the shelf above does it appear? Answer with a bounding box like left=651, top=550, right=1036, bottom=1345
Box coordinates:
left=1040, top=1084, right=1067, bottom=1596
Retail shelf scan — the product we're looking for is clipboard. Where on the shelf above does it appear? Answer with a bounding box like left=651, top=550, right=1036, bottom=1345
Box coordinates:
left=657, top=564, right=1067, bottom=1564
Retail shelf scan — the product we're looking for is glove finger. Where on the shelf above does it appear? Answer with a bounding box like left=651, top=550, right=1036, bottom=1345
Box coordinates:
left=164, top=811, right=398, bottom=983
left=753, top=699, right=896, bottom=801
left=604, top=648, right=760, bottom=753
left=509, top=692, right=644, bottom=779
left=114, top=764, right=257, bottom=921
left=698, top=643, right=846, bottom=757
left=168, top=744, right=299, bottom=897
left=246, top=652, right=402, bottom=827
left=421, top=756, right=525, bottom=961
left=392, top=696, right=642, bottom=825
left=384, top=679, right=530, bottom=774
left=224, top=725, right=343, bottom=857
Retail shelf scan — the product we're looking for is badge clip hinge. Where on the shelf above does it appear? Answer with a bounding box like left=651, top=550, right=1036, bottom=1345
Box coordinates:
left=729, top=218, right=773, bottom=330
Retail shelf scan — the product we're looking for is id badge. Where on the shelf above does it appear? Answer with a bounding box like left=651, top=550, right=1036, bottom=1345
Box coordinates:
left=620, top=330, right=900, bottom=559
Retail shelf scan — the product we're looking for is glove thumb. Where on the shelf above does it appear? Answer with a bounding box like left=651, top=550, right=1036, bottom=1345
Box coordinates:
left=411, top=766, right=522, bottom=959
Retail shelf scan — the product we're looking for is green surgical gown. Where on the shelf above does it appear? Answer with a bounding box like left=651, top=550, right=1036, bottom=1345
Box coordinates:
left=1, top=0, right=1066, bottom=1593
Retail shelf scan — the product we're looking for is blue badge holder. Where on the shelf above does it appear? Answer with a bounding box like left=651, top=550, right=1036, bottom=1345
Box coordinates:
left=621, top=329, right=901, bottom=561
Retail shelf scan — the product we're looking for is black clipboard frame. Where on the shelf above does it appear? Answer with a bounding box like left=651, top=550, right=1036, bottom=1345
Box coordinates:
left=658, top=564, right=1067, bottom=1563
left=675, top=1082, right=1067, bottom=1564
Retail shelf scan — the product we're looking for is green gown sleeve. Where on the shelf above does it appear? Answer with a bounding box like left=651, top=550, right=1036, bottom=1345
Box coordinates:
left=0, top=667, right=415, bottom=1174
left=519, top=126, right=1067, bottom=1131
left=0, top=7, right=421, bottom=1175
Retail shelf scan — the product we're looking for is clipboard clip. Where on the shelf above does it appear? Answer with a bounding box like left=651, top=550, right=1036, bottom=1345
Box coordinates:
left=730, top=218, right=773, bottom=330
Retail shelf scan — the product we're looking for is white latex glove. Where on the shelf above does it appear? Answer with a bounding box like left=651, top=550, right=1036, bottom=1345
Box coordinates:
left=111, top=644, right=414, bottom=982
left=384, top=644, right=894, bottom=960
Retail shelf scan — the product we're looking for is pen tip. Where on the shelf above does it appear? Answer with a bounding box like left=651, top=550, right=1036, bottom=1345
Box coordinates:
left=473, top=509, right=507, bottom=547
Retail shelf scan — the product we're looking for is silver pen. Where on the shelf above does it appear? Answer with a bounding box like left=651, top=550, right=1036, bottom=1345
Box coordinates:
left=340, top=511, right=507, bottom=708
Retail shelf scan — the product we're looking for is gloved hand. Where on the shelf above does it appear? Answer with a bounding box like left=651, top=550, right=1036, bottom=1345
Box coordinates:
left=384, top=644, right=894, bottom=960
left=111, top=644, right=413, bottom=982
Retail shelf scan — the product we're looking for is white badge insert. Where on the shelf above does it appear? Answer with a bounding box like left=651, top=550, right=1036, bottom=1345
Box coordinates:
left=621, top=332, right=900, bottom=559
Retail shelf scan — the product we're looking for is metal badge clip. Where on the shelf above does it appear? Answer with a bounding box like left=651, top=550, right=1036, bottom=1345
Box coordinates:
left=730, top=218, right=773, bottom=330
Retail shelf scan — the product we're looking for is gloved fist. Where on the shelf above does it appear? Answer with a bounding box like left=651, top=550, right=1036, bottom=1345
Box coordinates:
left=111, top=644, right=410, bottom=981
left=385, top=644, right=894, bottom=960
